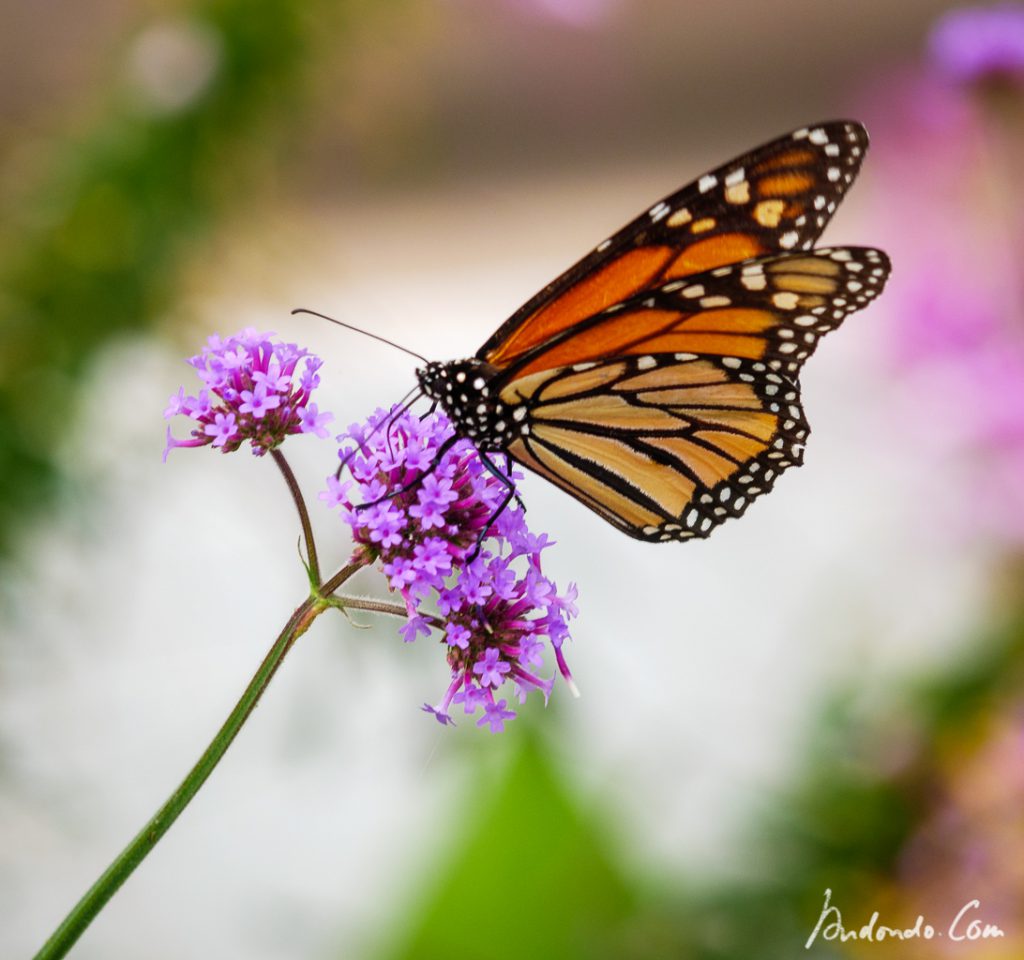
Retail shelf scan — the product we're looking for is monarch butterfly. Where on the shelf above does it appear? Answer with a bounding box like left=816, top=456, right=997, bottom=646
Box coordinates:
left=413, top=121, right=891, bottom=542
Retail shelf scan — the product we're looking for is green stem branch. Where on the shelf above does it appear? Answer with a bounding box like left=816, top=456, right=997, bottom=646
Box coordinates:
left=271, top=448, right=320, bottom=584
left=320, top=560, right=366, bottom=597
left=337, top=595, right=409, bottom=618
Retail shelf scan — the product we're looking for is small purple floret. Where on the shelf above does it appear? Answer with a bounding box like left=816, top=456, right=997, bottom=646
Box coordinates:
left=204, top=411, right=238, bottom=448
left=473, top=647, right=512, bottom=687
left=445, top=623, right=471, bottom=650
left=477, top=699, right=517, bottom=734
left=422, top=703, right=454, bottom=726
left=299, top=403, right=333, bottom=439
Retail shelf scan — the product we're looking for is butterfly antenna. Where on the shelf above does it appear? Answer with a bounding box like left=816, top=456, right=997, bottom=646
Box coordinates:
left=334, top=387, right=423, bottom=479
left=291, top=308, right=429, bottom=364
left=383, top=386, right=424, bottom=461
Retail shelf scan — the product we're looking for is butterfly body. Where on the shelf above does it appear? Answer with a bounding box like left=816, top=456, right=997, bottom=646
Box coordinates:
left=416, top=359, right=521, bottom=447
left=417, top=122, right=891, bottom=542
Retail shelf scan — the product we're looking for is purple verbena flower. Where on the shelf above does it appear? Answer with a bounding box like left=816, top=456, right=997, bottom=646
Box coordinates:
left=323, top=407, right=580, bottom=731
left=517, top=634, right=546, bottom=668
left=477, top=698, right=517, bottom=734
left=473, top=647, right=512, bottom=687
left=298, top=403, right=333, bottom=439
left=453, top=681, right=488, bottom=714
left=163, top=329, right=334, bottom=459
left=445, top=622, right=471, bottom=650
left=204, top=411, right=238, bottom=448
left=400, top=616, right=432, bottom=644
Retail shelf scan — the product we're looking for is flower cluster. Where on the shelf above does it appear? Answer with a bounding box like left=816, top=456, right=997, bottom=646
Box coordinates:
left=163, top=328, right=333, bottom=459
left=322, top=408, right=578, bottom=732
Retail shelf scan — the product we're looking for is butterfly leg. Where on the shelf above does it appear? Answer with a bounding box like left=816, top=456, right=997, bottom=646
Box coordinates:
left=336, top=393, right=427, bottom=482
left=383, top=389, right=424, bottom=463
left=465, top=452, right=523, bottom=561
left=354, top=434, right=460, bottom=510
left=478, top=451, right=525, bottom=512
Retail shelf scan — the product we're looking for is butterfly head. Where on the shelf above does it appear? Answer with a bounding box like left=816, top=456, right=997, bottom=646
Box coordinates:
left=417, top=358, right=490, bottom=402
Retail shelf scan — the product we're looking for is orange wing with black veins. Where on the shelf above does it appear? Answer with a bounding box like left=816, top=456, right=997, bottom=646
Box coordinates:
left=479, top=121, right=871, bottom=371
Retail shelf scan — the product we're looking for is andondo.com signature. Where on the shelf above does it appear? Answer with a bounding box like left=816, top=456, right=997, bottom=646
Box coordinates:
left=806, top=888, right=1006, bottom=948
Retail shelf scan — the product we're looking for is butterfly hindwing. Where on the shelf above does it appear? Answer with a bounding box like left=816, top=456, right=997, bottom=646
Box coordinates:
left=500, top=354, right=808, bottom=541
left=497, top=246, right=890, bottom=380
left=480, top=121, right=871, bottom=370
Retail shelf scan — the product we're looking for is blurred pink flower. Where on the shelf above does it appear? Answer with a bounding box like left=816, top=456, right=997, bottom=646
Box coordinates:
left=930, top=3, right=1024, bottom=83
left=500, top=0, right=618, bottom=27
left=858, top=12, right=1024, bottom=545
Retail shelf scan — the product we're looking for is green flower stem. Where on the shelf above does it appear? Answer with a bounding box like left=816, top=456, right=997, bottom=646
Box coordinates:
left=32, top=560, right=368, bottom=960
left=333, top=596, right=445, bottom=632
left=319, top=573, right=443, bottom=627
left=271, top=449, right=320, bottom=585
left=337, top=596, right=409, bottom=618
left=321, top=560, right=366, bottom=596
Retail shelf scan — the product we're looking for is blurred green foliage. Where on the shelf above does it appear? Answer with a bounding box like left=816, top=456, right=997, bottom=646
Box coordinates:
left=375, top=731, right=643, bottom=960
left=375, top=615, right=1024, bottom=960
left=0, top=0, right=356, bottom=561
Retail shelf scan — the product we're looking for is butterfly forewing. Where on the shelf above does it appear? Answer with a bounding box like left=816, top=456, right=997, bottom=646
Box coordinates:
left=495, top=246, right=890, bottom=381
left=479, top=121, right=871, bottom=371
